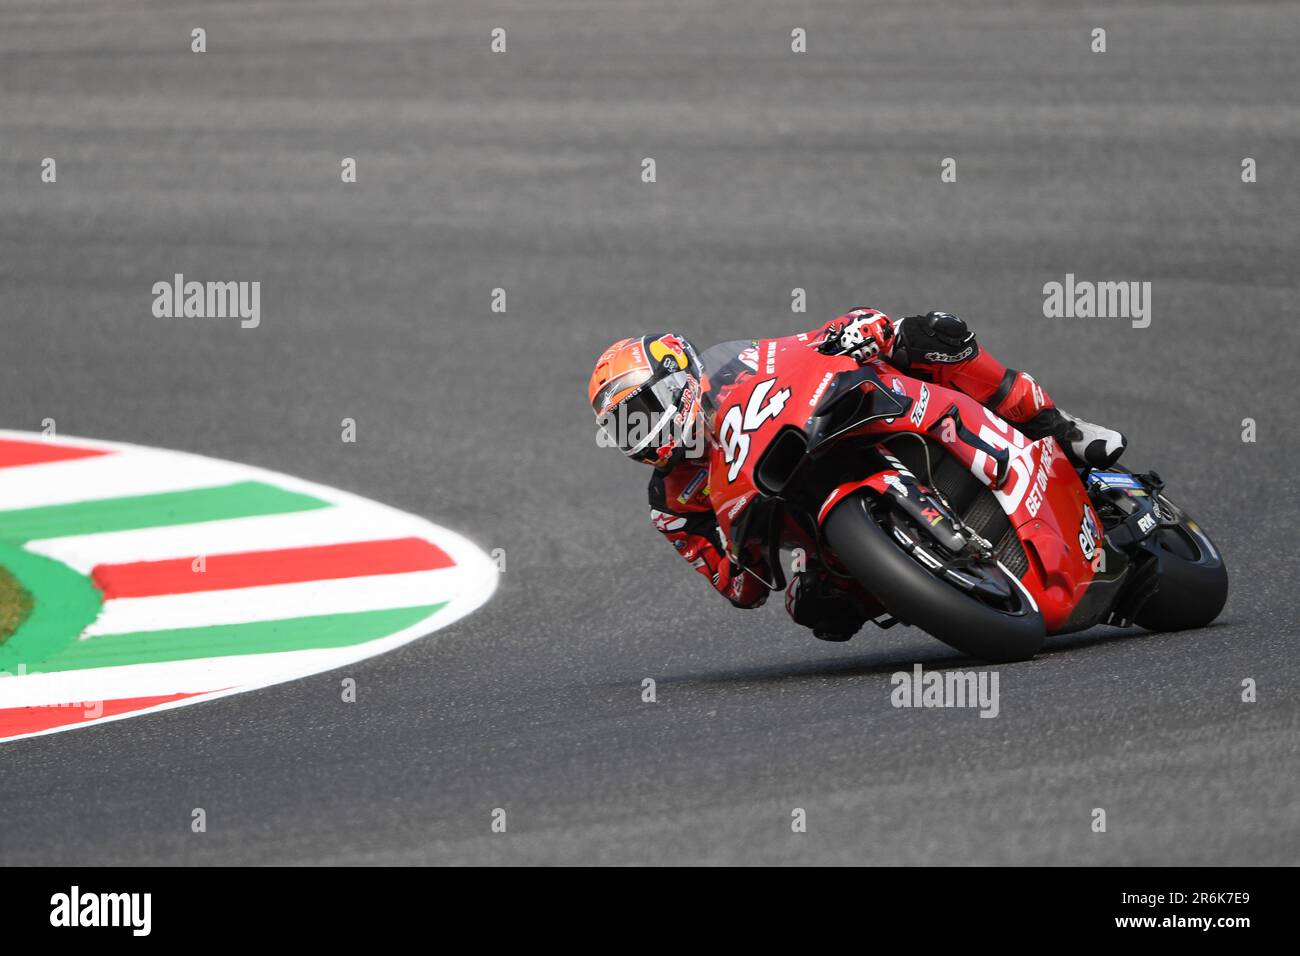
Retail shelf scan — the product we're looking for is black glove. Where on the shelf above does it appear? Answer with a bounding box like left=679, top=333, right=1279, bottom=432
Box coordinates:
left=894, top=311, right=978, bottom=367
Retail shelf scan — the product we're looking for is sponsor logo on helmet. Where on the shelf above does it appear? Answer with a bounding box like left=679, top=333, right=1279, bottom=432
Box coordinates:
left=649, top=334, right=689, bottom=372
left=673, top=378, right=698, bottom=427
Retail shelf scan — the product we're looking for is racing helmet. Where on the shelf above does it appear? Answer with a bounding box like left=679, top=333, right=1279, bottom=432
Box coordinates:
left=588, top=333, right=704, bottom=466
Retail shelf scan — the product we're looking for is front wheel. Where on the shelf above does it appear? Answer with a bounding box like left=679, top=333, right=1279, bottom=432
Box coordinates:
left=823, top=493, right=1045, bottom=663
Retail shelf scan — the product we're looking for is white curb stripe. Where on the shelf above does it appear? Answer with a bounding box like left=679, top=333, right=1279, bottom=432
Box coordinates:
left=0, top=448, right=248, bottom=512
left=83, top=568, right=468, bottom=636
left=28, top=506, right=428, bottom=574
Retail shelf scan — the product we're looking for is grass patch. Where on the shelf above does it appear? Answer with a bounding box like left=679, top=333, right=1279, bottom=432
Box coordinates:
left=0, top=563, right=34, bottom=645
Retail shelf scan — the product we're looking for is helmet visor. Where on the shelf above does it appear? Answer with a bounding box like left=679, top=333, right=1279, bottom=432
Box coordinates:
left=591, top=368, right=652, bottom=418
left=596, top=370, right=690, bottom=458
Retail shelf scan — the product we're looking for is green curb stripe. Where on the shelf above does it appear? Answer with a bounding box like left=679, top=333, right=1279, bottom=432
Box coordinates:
left=0, top=481, right=330, bottom=543
left=32, top=603, right=446, bottom=673
left=0, top=542, right=103, bottom=673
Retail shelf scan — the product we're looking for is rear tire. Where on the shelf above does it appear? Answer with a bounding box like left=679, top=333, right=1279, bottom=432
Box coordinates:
left=824, top=493, right=1045, bottom=663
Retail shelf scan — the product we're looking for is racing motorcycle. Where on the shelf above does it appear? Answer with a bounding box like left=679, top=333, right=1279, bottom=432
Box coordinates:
left=701, top=336, right=1228, bottom=662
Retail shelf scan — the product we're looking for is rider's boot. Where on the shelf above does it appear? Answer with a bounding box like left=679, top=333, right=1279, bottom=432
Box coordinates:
left=785, top=567, right=876, bottom=642
left=1015, top=406, right=1127, bottom=469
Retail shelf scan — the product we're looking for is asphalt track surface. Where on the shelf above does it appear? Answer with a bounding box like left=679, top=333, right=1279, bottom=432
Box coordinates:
left=2, top=1, right=1298, bottom=865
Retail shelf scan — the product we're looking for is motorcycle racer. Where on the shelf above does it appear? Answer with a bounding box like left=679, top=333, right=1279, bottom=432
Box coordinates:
left=587, top=309, right=1127, bottom=641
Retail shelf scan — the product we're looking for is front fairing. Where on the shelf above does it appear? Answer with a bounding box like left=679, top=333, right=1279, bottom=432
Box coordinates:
left=703, top=336, right=863, bottom=567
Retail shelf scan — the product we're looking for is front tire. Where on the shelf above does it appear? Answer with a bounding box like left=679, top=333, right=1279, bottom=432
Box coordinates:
left=824, top=493, right=1045, bottom=663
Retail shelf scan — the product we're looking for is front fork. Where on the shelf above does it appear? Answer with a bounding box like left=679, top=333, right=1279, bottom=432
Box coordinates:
left=816, top=450, right=977, bottom=556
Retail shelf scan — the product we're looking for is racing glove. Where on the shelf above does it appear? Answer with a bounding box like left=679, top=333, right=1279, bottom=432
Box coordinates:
left=892, top=311, right=977, bottom=367
left=817, top=308, right=896, bottom=363
left=717, top=560, right=769, bottom=609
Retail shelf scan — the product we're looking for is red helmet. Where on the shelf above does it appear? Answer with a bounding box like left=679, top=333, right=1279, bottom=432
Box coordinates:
left=588, top=333, right=704, bottom=466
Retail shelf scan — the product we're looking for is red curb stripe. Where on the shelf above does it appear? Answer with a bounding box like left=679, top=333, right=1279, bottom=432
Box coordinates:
left=91, top=537, right=456, bottom=599
left=0, top=692, right=207, bottom=739
left=0, top=439, right=109, bottom=468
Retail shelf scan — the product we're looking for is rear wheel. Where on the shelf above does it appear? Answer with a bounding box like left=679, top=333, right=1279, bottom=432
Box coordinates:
left=1133, top=498, right=1228, bottom=631
left=823, top=493, right=1045, bottom=663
